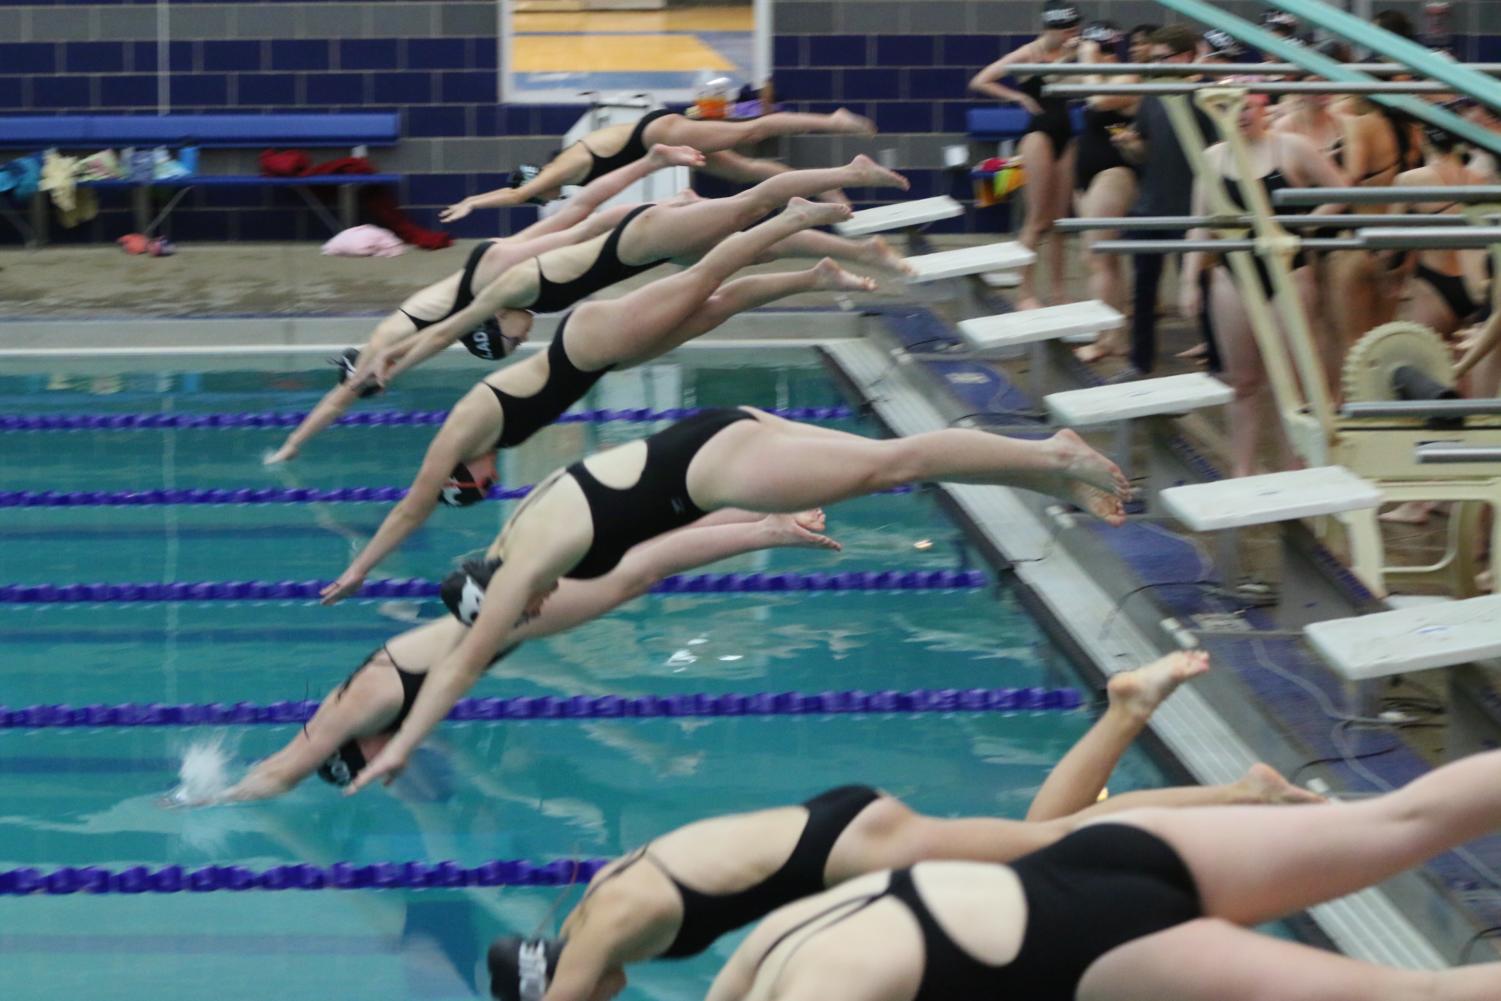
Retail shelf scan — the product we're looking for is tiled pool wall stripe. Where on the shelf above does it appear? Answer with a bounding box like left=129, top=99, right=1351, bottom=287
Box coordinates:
left=0, top=569, right=985, bottom=604
left=0, top=483, right=916, bottom=507
left=0, top=406, right=854, bottom=431
left=0, top=686, right=1086, bottom=730
left=1, top=858, right=612, bottom=896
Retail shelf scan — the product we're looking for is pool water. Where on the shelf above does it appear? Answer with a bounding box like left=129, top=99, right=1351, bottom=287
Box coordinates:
left=0, top=353, right=1172, bottom=1001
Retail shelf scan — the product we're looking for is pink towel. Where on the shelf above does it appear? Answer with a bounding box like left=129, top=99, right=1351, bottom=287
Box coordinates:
left=321, top=224, right=407, bottom=258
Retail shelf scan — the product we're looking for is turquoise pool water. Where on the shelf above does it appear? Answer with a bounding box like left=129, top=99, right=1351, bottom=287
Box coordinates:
left=0, top=353, right=1170, bottom=1001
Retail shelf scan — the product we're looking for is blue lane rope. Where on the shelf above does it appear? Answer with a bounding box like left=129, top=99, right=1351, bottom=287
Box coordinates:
left=0, top=686, right=1085, bottom=730
left=0, top=857, right=611, bottom=896
left=0, top=483, right=915, bottom=508
left=0, top=405, right=854, bottom=432
left=0, top=569, right=986, bottom=605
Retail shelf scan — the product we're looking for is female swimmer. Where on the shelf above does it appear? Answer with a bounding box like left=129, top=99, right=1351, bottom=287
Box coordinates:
left=320, top=199, right=875, bottom=603
left=704, top=748, right=1501, bottom=1001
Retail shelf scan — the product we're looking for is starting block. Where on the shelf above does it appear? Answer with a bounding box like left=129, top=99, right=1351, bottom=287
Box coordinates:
left=904, top=242, right=1035, bottom=284
left=834, top=196, right=964, bottom=237
left=1306, top=593, right=1501, bottom=716
left=959, top=300, right=1125, bottom=399
left=1160, top=465, right=1385, bottom=617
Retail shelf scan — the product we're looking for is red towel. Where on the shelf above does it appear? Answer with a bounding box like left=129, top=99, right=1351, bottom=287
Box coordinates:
left=259, top=150, right=452, bottom=250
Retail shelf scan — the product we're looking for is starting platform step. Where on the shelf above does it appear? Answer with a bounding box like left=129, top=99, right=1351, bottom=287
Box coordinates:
left=960, top=300, right=1125, bottom=351
left=904, top=242, right=1035, bottom=284
left=834, top=196, right=965, bottom=237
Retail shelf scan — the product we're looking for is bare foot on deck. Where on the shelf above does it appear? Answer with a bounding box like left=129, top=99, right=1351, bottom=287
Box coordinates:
left=1073, top=338, right=1126, bottom=364
left=1051, top=428, right=1132, bottom=516
left=848, top=154, right=910, bottom=191
left=1106, top=650, right=1210, bottom=722
left=861, top=236, right=915, bottom=276
left=1015, top=295, right=1044, bottom=311
left=813, top=258, right=878, bottom=294
left=787, top=196, right=852, bottom=228
left=831, top=108, right=878, bottom=135
left=1379, top=501, right=1439, bottom=525
left=767, top=509, right=842, bottom=551
left=1233, top=763, right=1326, bottom=805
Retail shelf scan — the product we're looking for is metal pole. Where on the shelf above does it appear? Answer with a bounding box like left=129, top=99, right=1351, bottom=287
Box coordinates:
left=1057, top=214, right=1495, bottom=232
left=1007, top=62, right=1501, bottom=76
left=1360, top=227, right=1501, bottom=249
left=1263, top=0, right=1501, bottom=113
left=1149, top=0, right=1501, bottom=157
left=1046, top=81, right=1452, bottom=95
left=1275, top=187, right=1501, bottom=205
left=1092, top=238, right=1364, bottom=253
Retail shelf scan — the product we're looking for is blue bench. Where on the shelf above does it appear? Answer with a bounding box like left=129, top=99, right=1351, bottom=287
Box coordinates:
left=966, top=106, right=1087, bottom=142
left=0, top=113, right=401, bottom=245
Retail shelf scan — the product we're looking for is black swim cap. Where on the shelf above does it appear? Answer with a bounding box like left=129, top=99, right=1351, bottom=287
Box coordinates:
left=488, top=936, right=563, bottom=1001
left=509, top=164, right=550, bottom=206
left=316, top=740, right=367, bottom=787
left=439, top=460, right=495, bottom=508
left=1042, top=4, right=1081, bottom=29
left=331, top=347, right=382, bottom=399
left=460, top=317, right=520, bottom=361
left=441, top=556, right=503, bottom=625
left=1081, top=20, right=1122, bottom=47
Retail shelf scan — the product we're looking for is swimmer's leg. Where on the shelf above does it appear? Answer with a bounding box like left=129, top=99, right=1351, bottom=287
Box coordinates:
left=1099, top=747, right=1501, bottom=928
left=1078, top=918, right=1499, bottom=1001
left=756, top=230, right=913, bottom=276
left=566, top=200, right=853, bottom=370
left=265, top=311, right=418, bottom=464
left=644, top=108, right=876, bottom=150
left=1025, top=652, right=1209, bottom=821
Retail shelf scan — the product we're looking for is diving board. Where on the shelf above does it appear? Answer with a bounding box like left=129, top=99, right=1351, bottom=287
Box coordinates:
left=1306, top=594, right=1501, bottom=681
left=960, top=300, right=1125, bottom=351
left=1045, top=372, right=1232, bottom=426
left=834, top=196, right=964, bottom=237
left=904, top=242, right=1035, bottom=284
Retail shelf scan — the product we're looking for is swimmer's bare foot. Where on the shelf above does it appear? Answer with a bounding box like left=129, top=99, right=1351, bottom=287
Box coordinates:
left=263, top=442, right=298, bottom=465
left=1107, top=650, right=1209, bottom=722
left=766, top=509, right=842, bottom=551
left=830, top=108, right=878, bottom=136
left=848, top=154, right=910, bottom=191
left=1068, top=481, right=1128, bottom=526
left=1379, top=501, right=1439, bottom=525
left=1051, top=427, right=1131, bottom=498
left=1073, top=339, right=1126, bottom=364
left=1016, top=295, right=1044, bottom=311
left=813, top=258, right=878, bottom=294
left=1233, top=763, right=1326, bottom=806
left=861, top=236, right=915, bottom=276
left=787, top=196, right=852, bottom=228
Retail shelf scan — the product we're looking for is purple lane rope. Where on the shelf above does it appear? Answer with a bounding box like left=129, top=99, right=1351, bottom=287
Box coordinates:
left=0, top=685, right=1085, bottom=731
left=0, top=405, right=853, bottom=432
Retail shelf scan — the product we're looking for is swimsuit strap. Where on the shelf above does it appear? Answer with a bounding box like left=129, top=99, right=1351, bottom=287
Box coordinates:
left=751, top=888, right=890, bottom=977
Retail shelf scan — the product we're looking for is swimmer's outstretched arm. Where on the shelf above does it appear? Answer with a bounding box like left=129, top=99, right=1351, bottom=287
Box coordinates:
left=347, top=528, right=589, bottom=794
left=969, top=39, right=1046, bottom=114
left=508, top=144, right=706, bottom=241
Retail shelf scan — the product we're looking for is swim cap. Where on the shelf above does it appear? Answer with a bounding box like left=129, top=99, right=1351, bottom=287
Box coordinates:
left=1081, top=20, right=1123, bottom=47
left=460, top=318, right=520, bottom=361
left=439, top=460, right=496, bottom=508
left=316, top=740, right=367, bottom=787
left=441, top=556, right=503, bottom=624
left=509, top=164, right=550, bottom=207
left=332, top=347, right=382, bottom=399
left=1202, top=29, right=1245, bottom=58
left=488, top=936, right=563, bottom=1001
left=1041, top=4, right=1081, bottom=29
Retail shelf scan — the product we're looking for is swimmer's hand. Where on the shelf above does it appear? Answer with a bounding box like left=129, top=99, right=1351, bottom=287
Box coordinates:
left=440, top=198, right=476, bottom=224
left=1015, top=95, right=1043, bottom=116
left=321, top=570, right=366, bottom=606
left=345, top=745, right=407, bottom=795
left=646, top=143, right=707, bottom=171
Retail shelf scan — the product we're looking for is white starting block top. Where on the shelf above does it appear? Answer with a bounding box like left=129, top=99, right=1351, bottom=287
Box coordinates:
left=981, top=271, right=1022, bottom=288
left=1159, top=465, right=1383, bottom=532
left=834, top=196, right=964, bottom=237
left=1045, top=372, right=1233, bottom=427
left=904, top=242, right=1035, bottom=284
left=960, top=301, right=1125, bottom=351
left=1306, top=594, right=1501, bottom=680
